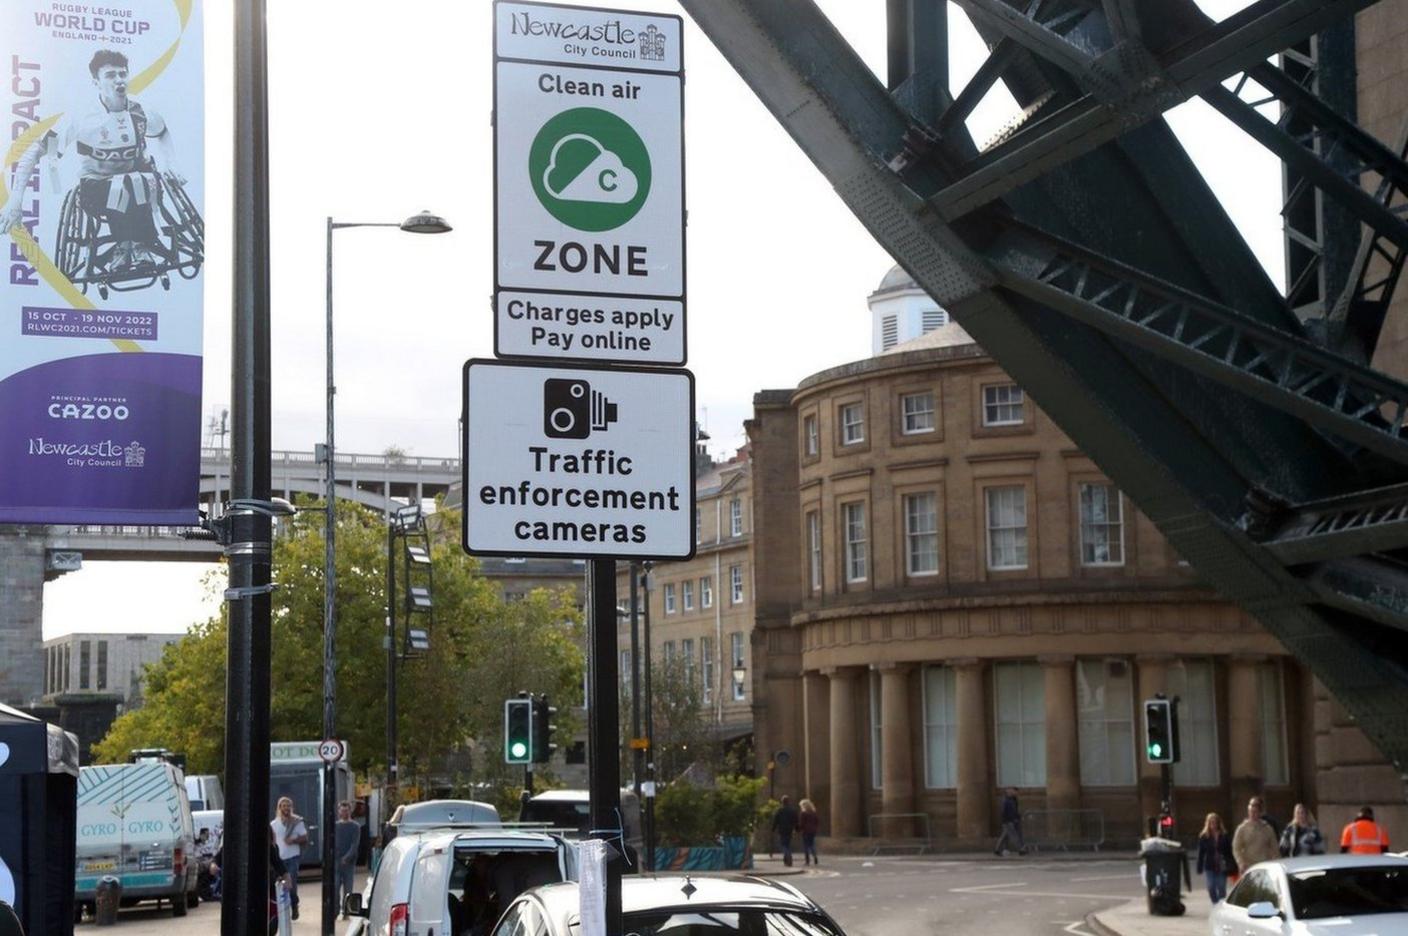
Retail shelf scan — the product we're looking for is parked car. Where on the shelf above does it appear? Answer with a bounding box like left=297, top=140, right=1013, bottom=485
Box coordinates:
left=75, top=760, right=199, bottom=918
left=184, top=773, right=225, bottom=811
left=492, top=874, right=849, bottom=935
left=1208, top=854, right=1408, bottom=935
left=343, top=828, right=575, bottom=936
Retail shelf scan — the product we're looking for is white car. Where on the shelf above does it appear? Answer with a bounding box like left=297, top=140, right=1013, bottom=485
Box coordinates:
left=1209, top=854, right=1408, bottom=935
left=492, top=874, right=849, bottom=936
left=343, top=828, right=575, bottom=936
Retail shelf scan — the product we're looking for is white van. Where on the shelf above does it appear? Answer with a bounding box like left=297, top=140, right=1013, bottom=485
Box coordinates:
left=185, top=773, right=225, bottom=811
left=75, top=761, right=200, bottom=917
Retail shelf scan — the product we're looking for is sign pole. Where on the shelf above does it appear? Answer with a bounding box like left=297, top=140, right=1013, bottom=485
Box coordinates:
left=587, top=560, right=623, bottom=934
left=224, top=0, right=273, bottom=932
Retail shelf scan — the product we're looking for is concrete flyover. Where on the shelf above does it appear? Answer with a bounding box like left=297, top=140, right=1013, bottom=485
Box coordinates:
left=0, top=448, right=458, bottom=704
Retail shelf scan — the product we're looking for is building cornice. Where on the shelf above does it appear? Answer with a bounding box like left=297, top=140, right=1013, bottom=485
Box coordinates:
left=791, top=584, right=1224, bottom=627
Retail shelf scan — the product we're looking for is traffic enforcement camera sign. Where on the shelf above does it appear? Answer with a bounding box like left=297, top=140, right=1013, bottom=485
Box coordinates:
left=461, top=358, right=696, bottom=560
left=493, top=1, right=685, bottom=366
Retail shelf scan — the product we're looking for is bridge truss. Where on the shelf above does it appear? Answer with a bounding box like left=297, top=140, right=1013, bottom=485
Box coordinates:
left=680, top=0, right=1408, bottom=772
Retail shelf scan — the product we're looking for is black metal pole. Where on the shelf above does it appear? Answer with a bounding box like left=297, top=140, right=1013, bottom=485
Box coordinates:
left=386, top=522, right=398, bottom=806
left=321, top=216, right=337, bottom=936
left=223, top=0, right=272, bottom=932
left=629, top=564, right=642, bottom=798
left=587, top=560, right=622, bottom=934
left=641, top=563, right=655, bottom=872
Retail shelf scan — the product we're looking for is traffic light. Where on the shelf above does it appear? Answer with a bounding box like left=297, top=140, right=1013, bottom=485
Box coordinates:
left=505, top=697, right=533, bottom=764
left=1144, top=697, right=1176, bottom=764
left=531, top=695, right=557, bottom=764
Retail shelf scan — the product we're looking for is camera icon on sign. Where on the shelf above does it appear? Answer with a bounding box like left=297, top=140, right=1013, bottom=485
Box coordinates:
left=543, top=378, right=619, bottom=439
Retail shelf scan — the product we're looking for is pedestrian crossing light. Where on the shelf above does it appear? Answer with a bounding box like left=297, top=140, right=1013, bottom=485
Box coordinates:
left=1144, top=697, right=1176, bottom=764
left=505, top=697, right=533, bottom=764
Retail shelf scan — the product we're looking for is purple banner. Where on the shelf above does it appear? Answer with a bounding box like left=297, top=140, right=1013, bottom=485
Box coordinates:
left=0, top=352, right=201, bottom=524
left=21, top=306, right=158, bottom=341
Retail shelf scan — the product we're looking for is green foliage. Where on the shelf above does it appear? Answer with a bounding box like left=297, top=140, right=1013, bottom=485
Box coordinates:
left=655, top=774, right=769, bottom=847
left=94, top=500, right=584, bottom=797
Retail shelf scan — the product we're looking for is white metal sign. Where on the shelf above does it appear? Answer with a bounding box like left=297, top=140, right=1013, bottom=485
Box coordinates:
left=493, top=1, right=685, bottom=365
left=462, top=359, right=695, bottom=559
left=318, top=739, right=345, bottom=763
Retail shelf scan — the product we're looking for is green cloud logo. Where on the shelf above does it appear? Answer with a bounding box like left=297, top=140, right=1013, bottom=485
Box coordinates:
left=530, top=108, right=651, bottom=232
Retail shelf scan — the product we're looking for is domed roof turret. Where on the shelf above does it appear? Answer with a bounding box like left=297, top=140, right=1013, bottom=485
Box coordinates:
left=874, top=263, right=917, bottom=295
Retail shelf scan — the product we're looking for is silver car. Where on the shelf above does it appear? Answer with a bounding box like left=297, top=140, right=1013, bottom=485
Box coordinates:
left=491, top=874, right=849, bottom=935
left=1208, top=854, right=1408, bottom=935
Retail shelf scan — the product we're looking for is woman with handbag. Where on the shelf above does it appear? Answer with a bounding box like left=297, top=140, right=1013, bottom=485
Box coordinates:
left=1196, top=813, right=1236, bottom=904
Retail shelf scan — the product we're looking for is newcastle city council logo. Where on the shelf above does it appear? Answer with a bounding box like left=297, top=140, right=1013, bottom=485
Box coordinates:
left=124, top=441, right=146, bottom=467
left=530, top=108, right=652, bottom=232
left=639, top=24, right=666, bottom=61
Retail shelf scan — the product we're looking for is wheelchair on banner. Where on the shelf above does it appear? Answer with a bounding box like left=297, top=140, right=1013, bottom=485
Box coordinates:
left=53, top=171, right=204, bottom=299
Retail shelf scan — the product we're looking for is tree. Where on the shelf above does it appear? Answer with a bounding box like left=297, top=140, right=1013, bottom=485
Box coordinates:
left=621, top=654, right=716, bottom=783
left=95, top=500, right=584, bottom=795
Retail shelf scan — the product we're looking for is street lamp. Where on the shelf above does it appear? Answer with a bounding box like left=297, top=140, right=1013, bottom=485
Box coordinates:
left=322, top=211, right=449, bottom=936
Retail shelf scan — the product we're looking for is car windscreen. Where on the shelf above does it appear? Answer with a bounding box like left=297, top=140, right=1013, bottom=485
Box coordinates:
left=520, top=801, right=591, bottom=835
left=1287, top=866, right=1408, bottom=919
left=615, top=909, right=845, bottom=935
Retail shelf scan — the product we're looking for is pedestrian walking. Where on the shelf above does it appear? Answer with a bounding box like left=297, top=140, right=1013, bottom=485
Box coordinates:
left=771, top=795, right=800, bottom=867
left=799, top=798, right=820, bottom=866
left=1195, top=813, right=1236, bottom=903
left=1279, top=803, right=1325, bottom=857
left=993, top=787, right=1027, bottom=856
left=1232, top=796, right=1279, bottom=873
left=1340, top=805, right=1391, bottom=854
left=335, top=801, right=361, bottom=917
left=271, top=795, right=309, bottom=919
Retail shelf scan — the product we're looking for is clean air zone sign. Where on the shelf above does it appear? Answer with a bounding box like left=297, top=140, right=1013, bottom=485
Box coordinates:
left=494, top=1, right=685, bottom=365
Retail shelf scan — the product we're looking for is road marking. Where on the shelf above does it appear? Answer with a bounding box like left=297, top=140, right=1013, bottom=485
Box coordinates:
left=1070, top=873, right=1137, bottom=883
left=950, top=884, right=1132, bottom=900
left=1061, top=921, right=1098, bottom=936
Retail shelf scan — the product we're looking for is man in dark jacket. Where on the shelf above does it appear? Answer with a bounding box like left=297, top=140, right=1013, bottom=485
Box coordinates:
left=772, top=796, right=800, bottom=866
left=994, top=788, right=1027, bottom=856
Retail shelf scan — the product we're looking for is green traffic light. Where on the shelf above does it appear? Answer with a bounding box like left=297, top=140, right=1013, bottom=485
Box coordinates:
left=510, top=741, right=528, bottom=759
left=1149, top=742, right=1163, bottom=758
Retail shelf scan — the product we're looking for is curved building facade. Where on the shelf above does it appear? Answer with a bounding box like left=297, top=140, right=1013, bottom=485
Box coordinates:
left=744, top=270, right=1320, bottom=847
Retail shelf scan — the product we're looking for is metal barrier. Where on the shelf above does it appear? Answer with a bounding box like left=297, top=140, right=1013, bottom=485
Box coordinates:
left=866, top=812, right=933, bottom=855
left=1021, top=809, right=1106, bottom=852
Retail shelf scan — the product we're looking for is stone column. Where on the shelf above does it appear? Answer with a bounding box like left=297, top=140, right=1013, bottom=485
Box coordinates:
left=954, top=658, right=989, bottom=844
left=803, top=671, right=831, bottom=833
left=879, top=663, right=915, bottom=837
left=827, top=667, right=863, bottom=838
left=1228, top=655, right=1266, bottom=811
left=1041, top=655, right=1080, bottom=815
left=1136, top=655, right=1170, bottom=826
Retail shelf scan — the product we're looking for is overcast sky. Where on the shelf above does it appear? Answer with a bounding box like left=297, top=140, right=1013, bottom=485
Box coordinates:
left=42, top=0, right=1280, bottom=638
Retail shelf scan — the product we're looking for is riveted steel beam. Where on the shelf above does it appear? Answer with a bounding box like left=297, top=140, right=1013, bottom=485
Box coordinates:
left=931, top=0, right=1380, bottom=219
left=1265, top=483, right=1408, bottom=565
left=887, top=0, right=948, bottom=125
left=989, top=225, right=1408, bottom=465
left=1102, top=0, right=1142, bottom=44
left=1307, top=558, right=1408, bottom=632
left=1330, top=112, right=1408, bottom=362
left=1203, top=81, right=1408, bottom=254
left=681, top=0, right=1408, bottom=773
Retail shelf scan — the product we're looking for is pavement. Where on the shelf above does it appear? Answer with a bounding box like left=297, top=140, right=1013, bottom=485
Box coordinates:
left=1087, top=892, right=1211, bottom=936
